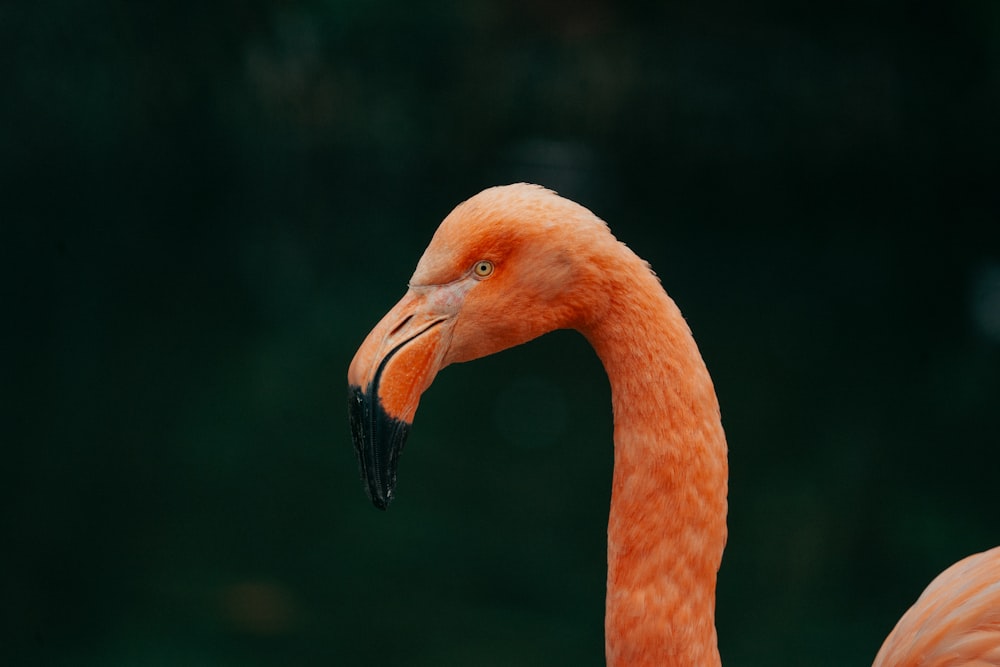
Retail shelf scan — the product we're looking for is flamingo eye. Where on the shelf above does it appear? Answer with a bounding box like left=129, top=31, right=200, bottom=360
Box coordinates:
left=473, top=260, right=494, bottom=278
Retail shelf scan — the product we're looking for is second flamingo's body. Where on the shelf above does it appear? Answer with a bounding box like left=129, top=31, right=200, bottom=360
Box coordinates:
left=347, top=184, right=1000, bottom=666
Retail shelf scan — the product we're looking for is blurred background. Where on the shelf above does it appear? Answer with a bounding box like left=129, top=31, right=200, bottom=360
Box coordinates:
left=3, top=1, right=999, bottom=665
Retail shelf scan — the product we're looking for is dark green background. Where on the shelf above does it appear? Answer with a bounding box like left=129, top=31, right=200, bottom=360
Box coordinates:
left=4, top=1, right=999, bottom=665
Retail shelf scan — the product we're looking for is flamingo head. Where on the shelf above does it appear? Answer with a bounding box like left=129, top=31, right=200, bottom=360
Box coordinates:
left=347, top=183, right=613, bottom=509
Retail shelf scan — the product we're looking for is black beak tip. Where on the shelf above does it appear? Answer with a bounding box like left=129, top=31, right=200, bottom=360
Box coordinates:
left=348, top=384, right=411, bottom=510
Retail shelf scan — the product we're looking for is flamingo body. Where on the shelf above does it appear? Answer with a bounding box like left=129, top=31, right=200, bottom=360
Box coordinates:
left=874, top=545, right=1000, bottom=667
left=347, top=184, right=1000, bottom=666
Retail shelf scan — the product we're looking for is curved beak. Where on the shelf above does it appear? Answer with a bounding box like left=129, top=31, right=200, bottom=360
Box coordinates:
left=347, top=286, right=460, bottom=509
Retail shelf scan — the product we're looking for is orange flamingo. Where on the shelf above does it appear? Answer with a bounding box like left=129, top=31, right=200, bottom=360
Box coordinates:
left=347, top=184, right=1000, bottom=666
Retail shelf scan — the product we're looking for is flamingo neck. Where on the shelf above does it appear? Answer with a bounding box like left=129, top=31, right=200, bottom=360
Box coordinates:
left=581, top=254, right=728, bottom=667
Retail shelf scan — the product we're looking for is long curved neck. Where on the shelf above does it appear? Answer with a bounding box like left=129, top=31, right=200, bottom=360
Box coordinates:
left=580, top=251, right=728, bottom=667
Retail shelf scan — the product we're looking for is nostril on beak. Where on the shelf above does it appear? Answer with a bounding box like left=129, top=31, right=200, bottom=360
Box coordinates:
left=388, top=314, right=413, bottom=337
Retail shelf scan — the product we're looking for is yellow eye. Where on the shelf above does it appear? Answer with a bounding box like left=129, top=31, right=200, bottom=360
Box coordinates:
left=473, top=260, right=494, bottom=278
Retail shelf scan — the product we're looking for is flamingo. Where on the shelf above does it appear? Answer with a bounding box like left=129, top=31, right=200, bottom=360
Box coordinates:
left=347, top=183, right=1000, bottom=666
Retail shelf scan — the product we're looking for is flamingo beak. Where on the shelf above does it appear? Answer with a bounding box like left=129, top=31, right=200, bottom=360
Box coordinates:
left=347, top=383, right=409, bottom=511
left=347, top=288, right=455, bottom=509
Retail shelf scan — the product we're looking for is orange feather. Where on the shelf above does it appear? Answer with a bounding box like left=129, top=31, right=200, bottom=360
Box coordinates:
left=874, top=546, right=1000, bottom=667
